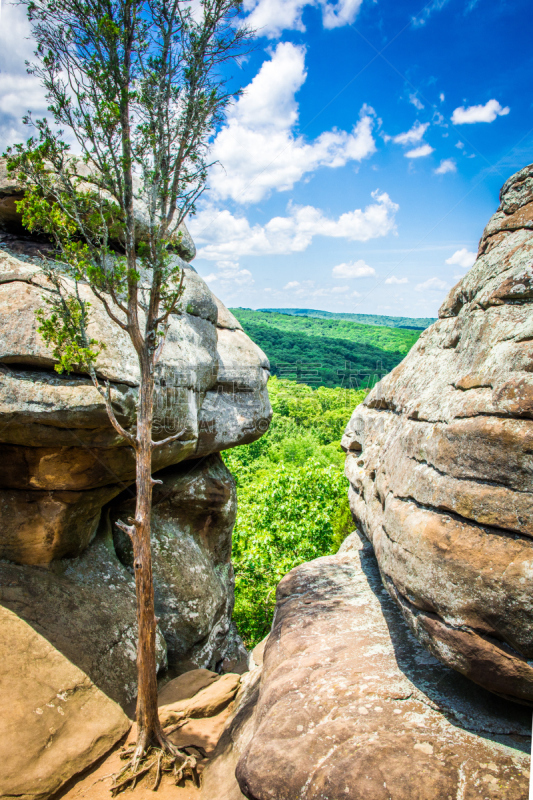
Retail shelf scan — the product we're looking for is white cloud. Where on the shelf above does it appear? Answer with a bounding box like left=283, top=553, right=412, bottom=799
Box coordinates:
left=321, top=0, right=363, bottom=28
left=190, top=191, right=399, bottom=263
left=415, top=277, right=449, bottom=292
left=332, top=259, right=375, bottom=279
left=405, top=144, right=434, bottom=158
left=385, top=276, right=408, bottom=284
left=451, top=99, right=510, bottom=124
left=411, top=0, right=448, bottom=27
left=203, top=262, right=254, bottom=289
left=0, top=4, right=49, bottom=151
left=445, top=248, right=476, bottom=269
left=439, top=93, right=445, bottom=102
left=455, top=141, right=465, bottom=149
left=392, top=121, right=429, bottom=146
left=284, top=281, right=301, bottom=289
left=243, top=0, right=363, bottom=38
left=331, top=285, right=350, bottom=293
left=409, top=94, right=424, bottom=110
left=209, top=43, right=376, bottom=203
left=434, top=158, right=457, bottom=174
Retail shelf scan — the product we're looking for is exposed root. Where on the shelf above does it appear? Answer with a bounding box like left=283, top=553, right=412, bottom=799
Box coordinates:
left=110, top=733, right=206, bottom=795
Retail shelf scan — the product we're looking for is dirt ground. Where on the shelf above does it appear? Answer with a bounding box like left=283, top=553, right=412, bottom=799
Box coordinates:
left=56, top=709, right=233, bottom=800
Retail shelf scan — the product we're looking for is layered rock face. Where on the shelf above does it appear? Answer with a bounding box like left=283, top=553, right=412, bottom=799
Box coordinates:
left=0, top=245, right=270, bottom=693
left=0, top=186, right=271, bottom=795
left=342, top=163, right=533, bottom=704
left=231, top=534, right=530, bottom=800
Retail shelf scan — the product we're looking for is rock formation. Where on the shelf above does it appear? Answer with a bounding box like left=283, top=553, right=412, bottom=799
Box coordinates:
left=342, top=163, right=533, bottom=704
left=206, top=533, right=530, bottom=800
left=0, top=175, right=271, bottom=797
left=0, top=605, right=130, bottom=800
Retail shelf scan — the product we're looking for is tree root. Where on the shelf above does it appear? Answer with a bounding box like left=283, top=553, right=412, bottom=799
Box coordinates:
left=110, top=734, right=206, bottom=795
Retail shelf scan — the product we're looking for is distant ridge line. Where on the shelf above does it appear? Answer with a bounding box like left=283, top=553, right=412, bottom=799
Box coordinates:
left=253, top=308, right=436, bottom=330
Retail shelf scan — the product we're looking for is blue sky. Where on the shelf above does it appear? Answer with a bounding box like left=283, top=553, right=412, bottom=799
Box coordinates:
left=1, top=0, right=532, bottom=317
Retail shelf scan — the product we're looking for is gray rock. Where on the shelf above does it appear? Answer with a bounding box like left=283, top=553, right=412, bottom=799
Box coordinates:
left=342, top=163, right=533, bottom=703
left=0, top=248, right=271, bottom=565
left=235, top=534, right=530, bottom=800
left=110, top=454, right=247, bottom=675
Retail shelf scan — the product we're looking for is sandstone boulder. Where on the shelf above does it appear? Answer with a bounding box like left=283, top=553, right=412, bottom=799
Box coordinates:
left=0, top=156, right=196, bottom=261
left=159, top=673, right=241, bottom=725
left=342, top=163, right=533, bottom=704
left=111, top=454, right=248, bottom=675
left=0, top=248, right=271, bottom=566
left=235, top=533, right=530, bottom=800
left=201, top=668, right=260, bottom=800
left=0, top=605, right=130, bottom=800
left=0, top=521, right=167, bottom=709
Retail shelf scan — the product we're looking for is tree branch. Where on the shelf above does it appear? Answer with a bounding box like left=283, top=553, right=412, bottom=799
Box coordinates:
left=151, top=426, right=187, bottom=449
left=91, top=373, right=138, bottom=448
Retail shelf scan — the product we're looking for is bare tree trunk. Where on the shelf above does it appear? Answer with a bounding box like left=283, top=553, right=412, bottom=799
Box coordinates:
left=132, top=358, right=165, bottom=752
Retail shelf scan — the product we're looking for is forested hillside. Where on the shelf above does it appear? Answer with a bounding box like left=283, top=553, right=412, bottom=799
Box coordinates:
left=230, top=308, right=424, bottom=388
left=224, top=377, right=365, bottom=647
left=258, top=308, right=436, bottom=329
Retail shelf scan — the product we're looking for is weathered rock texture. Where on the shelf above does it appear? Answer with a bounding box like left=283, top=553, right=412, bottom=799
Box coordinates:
left=0, top=521, right=167, bottom=709
left=0, top=247, right=267, bottom=695
left=0, top=249, right=270, bottom=566
left=342, top=163, right=533, bottom=704
left=0, top=157, right=196, bottom=261
left=0, top=605, right=130, bottom=800
left=111, top=454, right=248, bottom=675
left=235, top=533, right=530, bottom=800
left=0, top=218, right=270, bottom=797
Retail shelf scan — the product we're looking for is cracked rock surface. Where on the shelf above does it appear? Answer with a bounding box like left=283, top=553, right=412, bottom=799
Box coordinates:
left=342, top=163, right=533, bottom=704
left=235, top=532, right=530, bottom=800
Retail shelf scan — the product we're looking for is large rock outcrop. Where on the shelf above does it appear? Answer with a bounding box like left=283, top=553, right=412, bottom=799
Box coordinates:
left=233, top=533, right=530, bottom=800
left=342, top=163, right=533, bottom=704
left=0, top=605, right=130, bottom=800
left=0, top=250, right=271, bottom=566
left=0, top=246, right=269, bottom=689
left=0, top=207, right=271, bottom=796
left=111, top=453, right=248, bottom=676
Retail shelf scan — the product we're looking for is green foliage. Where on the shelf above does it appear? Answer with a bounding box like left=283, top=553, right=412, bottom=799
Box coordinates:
left=255, top=307, right=436, bottom=330
left=223, top=377, right=366, bottom=648
left=229, top=309, right=421, bottom=388
left=35, top=279, right=104, bottom=373
left=230, top=461, right=350, bottom=648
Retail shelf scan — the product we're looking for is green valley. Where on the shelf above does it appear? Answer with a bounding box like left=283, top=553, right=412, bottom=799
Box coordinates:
left=229, top=308, right=429, bottom=388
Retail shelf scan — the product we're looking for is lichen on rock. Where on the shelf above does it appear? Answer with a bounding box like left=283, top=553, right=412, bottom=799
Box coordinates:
left=342, top=162, right=533, bottom=705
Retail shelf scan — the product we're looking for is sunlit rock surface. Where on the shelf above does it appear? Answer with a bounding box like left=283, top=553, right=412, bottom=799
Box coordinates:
left=342, top=163, right=533, bottom=704
left=233, top=533, right=530, bottom=800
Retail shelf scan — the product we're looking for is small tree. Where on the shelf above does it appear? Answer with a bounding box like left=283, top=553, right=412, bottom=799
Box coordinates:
left=5, top=0, right=249, bottom=789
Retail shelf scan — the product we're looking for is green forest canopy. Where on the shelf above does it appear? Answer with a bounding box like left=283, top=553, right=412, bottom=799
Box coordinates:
left=257, top=307, right=436, bottom=329
left=230, top=308, right=426, bottom=388
left=224, top=377, right=365, bottom=648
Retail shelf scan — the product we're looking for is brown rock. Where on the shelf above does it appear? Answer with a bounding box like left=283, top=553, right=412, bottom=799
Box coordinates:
left=235, top=534, right=530, bottom=800
left=159, top=674, right=241, bottom=725
left=0, top=525, right=167, bottom=709
left=0, top=485, right=121, bottom=565
left=0, top=605, right=129, bottom=800
left=158, top=669, right=220, bottom=706
left=201, top=668, right=260, bottom=800
left=0, top=248, right=271, bottom=566
left=342, top=163, right=533, bottom=703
